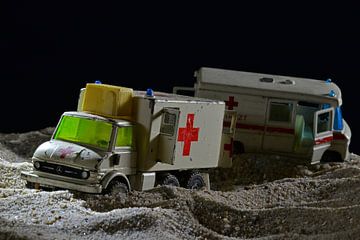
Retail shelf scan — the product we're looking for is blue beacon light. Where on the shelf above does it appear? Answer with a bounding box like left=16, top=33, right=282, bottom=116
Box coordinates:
left=146, top=88, right=154, bottom=97
left=329, top=90, right=336, bottom=97
left=95, top=80, right=102, bottom=84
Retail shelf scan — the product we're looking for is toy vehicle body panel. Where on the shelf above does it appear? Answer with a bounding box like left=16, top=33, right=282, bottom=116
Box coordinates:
left=175, top=67, right=351, bottom=163
left=21, top=85, right=229, bottom=193
left=132, top=92, right=225, bottom=172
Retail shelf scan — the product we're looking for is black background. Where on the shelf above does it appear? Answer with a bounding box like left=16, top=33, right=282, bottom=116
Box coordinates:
left=3, top=2, right=359, bottom=152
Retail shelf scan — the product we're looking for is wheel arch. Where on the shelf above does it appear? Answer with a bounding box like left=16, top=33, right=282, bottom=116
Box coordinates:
left=233, top=140, right=245, bottom=155
left=101, top=171, right=131, bottom=192
left=321, top=150, right=343, bottom=163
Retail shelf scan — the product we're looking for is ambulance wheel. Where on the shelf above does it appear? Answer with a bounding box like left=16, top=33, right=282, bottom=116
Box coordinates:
left=106, top=180, right=129, bottom=195
left=160, top=173, right=180, bottom=187
left=233, top=141, right=245, bottom=155
left=186, top=172, right=205, bottom=190
left=321, top=150, right=343, bottom=163
left=25, top=182, right=35, bottom=189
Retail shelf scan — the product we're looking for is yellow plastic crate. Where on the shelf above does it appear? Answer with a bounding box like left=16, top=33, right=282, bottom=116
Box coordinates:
left=79, top=83, right=133, bottom=119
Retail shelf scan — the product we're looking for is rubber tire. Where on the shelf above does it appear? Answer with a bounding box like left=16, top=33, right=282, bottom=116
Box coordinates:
left=161, top=174, right=180, bottom=187
left=186, top=173, right=205, bottom=190
left=106, top=180, right=129, bottom=195
left=25, top=182, right=35, bottom=189
left=233, top=141, right=245, bottom=155
left=321, top=150, right=343, bottom=163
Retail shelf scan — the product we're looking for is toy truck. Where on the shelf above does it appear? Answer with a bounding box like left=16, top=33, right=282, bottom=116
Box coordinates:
left=21, top=83, right=234, bottom=193
left=174, top=67, right=351, bottom=164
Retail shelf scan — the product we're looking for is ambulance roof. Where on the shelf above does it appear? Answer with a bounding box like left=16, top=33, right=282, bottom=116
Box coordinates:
left=133, top=90, right=224, bottom=104
left=197, top=67, right=342, bottom=101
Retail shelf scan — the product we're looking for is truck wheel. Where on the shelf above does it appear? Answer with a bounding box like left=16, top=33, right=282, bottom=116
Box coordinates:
left=25, top=182, right=35, bottom=189
left=233, top=141, right=245, bottom=155
left=186, top=172, right=205, bottom=190
left=106, top=180, right=129, bottom=195
left=321, top=150, right=343, bottom=163
left=161, top=174, right=180, bottom=187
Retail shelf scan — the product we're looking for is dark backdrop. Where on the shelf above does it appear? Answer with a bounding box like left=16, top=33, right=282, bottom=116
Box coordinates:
left=3, top=3, right=359, bottom=152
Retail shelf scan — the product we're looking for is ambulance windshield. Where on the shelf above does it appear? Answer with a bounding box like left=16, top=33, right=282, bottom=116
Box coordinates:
left=53, top=115, right=112, bottom=150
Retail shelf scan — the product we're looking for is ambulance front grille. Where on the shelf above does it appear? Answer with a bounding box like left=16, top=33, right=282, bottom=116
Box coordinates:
left=36, top=162, right=87, bottom=179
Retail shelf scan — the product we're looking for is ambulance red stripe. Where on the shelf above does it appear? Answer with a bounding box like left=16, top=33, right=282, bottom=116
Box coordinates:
left=266, top=126, right=294, bottom=134
left=315, top=136, right=333, bottom=145
left=223, top=121, right=294, bottom=134
left=236, top=123, right=265, bottom=132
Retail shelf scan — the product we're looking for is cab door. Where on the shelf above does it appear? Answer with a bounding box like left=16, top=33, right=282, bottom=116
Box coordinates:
left=157, top=108, right=180, bottom=165
left=262, top=99, right=296, bottom=153
left=311, top=108, right=334, bottom=163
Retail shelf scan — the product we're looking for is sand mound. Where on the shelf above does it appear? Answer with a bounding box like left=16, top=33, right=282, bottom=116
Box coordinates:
left=0, top=129, right=359, bottom=239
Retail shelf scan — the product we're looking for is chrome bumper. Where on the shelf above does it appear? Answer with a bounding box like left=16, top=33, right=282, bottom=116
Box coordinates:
left=21, top=171, right=103, bottom=194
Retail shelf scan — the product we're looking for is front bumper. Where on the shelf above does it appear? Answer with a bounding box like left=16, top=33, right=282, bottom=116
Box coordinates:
left=21, top=171, right=103, bottom=194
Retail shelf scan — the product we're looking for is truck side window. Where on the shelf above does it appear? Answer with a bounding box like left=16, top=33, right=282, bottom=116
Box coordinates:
left=269, top=102, right=293, bottom=122
left=160, top=112, right=176, bottom=136
left=317, top=112, right=331, bottom=134
left=116, top=126, right=133, bottom=147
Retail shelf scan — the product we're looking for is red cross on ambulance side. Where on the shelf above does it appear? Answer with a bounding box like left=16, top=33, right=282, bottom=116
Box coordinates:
left=177, top=113, right=200, bottom=156
left=225, top=96, right=238, bottom=110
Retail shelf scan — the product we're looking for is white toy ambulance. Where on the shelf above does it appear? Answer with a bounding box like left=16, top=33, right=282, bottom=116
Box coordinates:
left=174, top=67, right=351, bottom=164
left=21, top=83, right=234, bottom=193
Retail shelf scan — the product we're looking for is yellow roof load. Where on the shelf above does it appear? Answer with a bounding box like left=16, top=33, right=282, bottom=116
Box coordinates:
left=78, top=83, right=133, bottom=119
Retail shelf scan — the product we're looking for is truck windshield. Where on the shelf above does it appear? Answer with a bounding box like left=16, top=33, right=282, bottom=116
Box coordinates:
left=53, top=115, right=113, bottom=150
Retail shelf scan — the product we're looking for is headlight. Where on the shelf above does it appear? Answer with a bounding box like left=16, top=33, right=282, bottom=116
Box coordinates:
left=34, top=161, right=41, bottom=169
left=81, top=171, right=90, bottom=179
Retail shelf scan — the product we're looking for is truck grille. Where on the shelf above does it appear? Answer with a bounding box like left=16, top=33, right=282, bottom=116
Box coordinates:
left=37, top=162, right=87, bottom=179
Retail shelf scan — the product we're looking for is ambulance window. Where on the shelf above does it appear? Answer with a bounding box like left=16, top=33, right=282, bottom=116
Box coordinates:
left=317, top=112, right=331, bottom=134
left=322, top=103, right=331, bottom=109
left=296, top=101, right=319, bottom=131
left=115, top=126, right=133, bottom=147
left=269, top=102, right=293, bottom=122
left=160, top=112, right=176, bottom=136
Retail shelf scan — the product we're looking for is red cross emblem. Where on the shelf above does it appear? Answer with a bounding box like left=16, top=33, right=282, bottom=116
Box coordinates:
left=224, top=138, right=233, bottom=157
left=58, top=146, right=74, bottom=159
left=225, top=96, right=238, bottom=110
left=177, top=113, right=200, bottom=156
